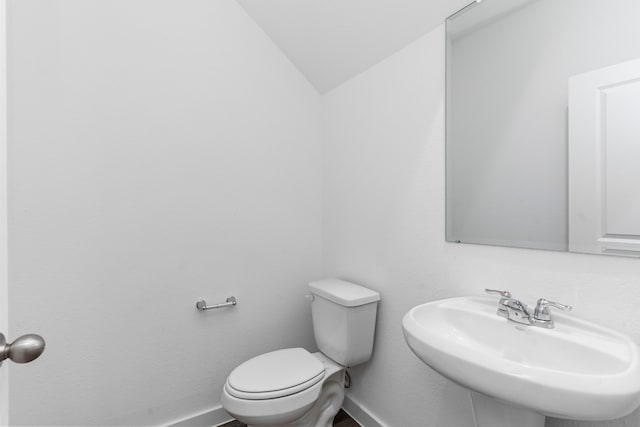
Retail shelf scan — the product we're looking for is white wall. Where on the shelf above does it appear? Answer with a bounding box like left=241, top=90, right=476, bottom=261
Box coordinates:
left=322, top=25, right=640, bottom=427
left=6, top=0, right=322, bottom=425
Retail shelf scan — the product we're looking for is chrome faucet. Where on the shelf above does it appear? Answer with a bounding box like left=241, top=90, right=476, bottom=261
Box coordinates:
left=485, top=289, right=572, bottom=329
left=502, top=297, right=532, bottom=325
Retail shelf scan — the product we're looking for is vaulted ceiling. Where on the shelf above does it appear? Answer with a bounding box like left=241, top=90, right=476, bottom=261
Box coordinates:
left=237, top=0, right=471, bottom=93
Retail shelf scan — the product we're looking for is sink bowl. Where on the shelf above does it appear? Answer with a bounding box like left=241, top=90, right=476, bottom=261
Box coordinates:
left=402, top=297, right=640, bottom=421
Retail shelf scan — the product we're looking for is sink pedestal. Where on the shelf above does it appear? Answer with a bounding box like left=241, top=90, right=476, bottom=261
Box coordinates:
left=471, top=392, right=545, bottom=427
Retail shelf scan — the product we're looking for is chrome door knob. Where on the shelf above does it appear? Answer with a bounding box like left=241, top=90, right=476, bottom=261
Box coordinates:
left=0, top=333, right=46, bottom=364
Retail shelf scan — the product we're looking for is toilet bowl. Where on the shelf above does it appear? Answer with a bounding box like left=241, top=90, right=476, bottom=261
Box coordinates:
left=221, top=349, right=345, bottom=427
left=221, top=279, right=380, bottom=427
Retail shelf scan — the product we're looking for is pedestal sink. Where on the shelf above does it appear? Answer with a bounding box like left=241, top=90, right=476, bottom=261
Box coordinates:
left=402, top=297, right=640, bottom=427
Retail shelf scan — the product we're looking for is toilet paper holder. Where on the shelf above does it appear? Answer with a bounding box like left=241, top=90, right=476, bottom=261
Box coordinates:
left=196, top=296, right=237, bottom=311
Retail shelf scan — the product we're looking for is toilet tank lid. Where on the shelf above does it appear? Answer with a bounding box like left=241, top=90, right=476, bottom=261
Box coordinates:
left=309, top=279, right=380, bottom=307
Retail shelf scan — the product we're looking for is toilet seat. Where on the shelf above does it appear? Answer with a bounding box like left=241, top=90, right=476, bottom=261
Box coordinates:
left=225, top=348, right=325, bottom=400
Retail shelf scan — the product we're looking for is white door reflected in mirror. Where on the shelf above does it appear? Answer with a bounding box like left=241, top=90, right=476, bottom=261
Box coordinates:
left=569, top=58, right=640, bottom=256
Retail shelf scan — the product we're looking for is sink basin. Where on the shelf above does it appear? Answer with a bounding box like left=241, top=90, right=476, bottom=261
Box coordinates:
left=402, top=297, right=640, bottom=421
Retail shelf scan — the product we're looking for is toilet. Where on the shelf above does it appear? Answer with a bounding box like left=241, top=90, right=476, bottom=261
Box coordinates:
left=221, top=279, right=380, bottom=427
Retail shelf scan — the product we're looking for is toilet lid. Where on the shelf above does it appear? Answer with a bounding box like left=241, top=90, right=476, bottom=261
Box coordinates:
left=226, top=348, right=325, bottom=400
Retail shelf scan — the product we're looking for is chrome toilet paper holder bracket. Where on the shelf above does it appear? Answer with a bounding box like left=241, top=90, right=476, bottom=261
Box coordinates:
left=196, top=296, right=237, bottom=311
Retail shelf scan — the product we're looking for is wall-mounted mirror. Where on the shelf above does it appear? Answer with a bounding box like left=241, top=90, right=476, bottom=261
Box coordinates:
left=446, top=0, right=640, bottom=256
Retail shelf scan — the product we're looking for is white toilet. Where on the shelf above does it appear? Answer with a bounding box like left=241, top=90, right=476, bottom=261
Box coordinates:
left=221, top=279, right=380, bottom=427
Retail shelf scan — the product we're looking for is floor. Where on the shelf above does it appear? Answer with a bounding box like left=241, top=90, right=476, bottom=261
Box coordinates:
left=219, top=409, right=361, bottom=427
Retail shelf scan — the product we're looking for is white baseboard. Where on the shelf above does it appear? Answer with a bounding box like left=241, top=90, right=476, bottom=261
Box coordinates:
left=342, top=395, right=388, bottom=427
left=166, top=404, right=233, bottom=427
left=165, top=396, right=386, bottom=427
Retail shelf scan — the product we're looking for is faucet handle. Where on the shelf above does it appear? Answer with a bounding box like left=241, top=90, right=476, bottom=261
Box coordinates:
left=485, top=289, right=512, bottom=298
left=485, top=289, right=514, bottom=318
left=534, top=298, right=572, bottom=321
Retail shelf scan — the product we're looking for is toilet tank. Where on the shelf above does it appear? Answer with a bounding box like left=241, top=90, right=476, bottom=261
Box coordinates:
left=308, top=279, right=380, bottom=367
